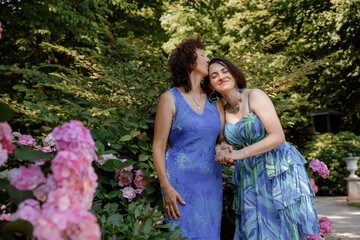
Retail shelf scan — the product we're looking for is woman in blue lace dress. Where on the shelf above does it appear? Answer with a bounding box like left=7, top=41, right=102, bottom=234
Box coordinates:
left=152, top=38, right=230, bottom=239
left=204, top=57, right=321, bottom=240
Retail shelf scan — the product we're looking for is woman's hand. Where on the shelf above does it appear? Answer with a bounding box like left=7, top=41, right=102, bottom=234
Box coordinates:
left=215, top=142, right=233, bottom=163
left=215, top=149, right=237, bottom=163
left=215, top=142, right=233, bottom=155
left=162, top=184, right=186, bottom=220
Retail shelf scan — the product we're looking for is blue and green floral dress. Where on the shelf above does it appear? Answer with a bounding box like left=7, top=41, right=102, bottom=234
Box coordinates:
left=225, top=92, right=320, bottom=240
left=164, top=87, right=223, bottom=239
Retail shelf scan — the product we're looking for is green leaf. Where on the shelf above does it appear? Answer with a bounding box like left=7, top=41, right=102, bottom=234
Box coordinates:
left=107, top=190, right=118, bottom=199
left=120, top=135, right=133, bottom=141
left=103, top=203, right=119, bottom=215
left=132, top=221, right=140, bottom=237
left=138, top=140, right=148, bottom=150
left=138, top=153, right=149, bottom=161
left=142, top=202, right=151, bottom=215
left=142, top=218, right=152, bottom=234
left=107, top=213, right=124, bottom=226
left=14, top=150, right=51, bottom=162
left=95, top=140, right=105, bottom=152
left=100, top=159, right=121, bottom=172
left=0, top=219, right=33, bottom=238
left=0, top=102, right=15, bottom=121
left=6, top=184, right=34, bottom=206
left=136, top=162, right=150, bottom=169
left=169, top=227, right=182, bottom=239
left=155, top=223, right=172, bottom=229
left=145, top=183, right=155, bottom=195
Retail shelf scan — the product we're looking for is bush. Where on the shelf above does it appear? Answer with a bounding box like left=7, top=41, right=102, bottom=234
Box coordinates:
left=303, top=131, right=360, bottom=196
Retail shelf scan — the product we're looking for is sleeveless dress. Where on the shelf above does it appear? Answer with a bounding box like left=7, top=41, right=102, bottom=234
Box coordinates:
left=224, top=91, right=320, bottom=240
left=164, top=87, right=223, bottom=239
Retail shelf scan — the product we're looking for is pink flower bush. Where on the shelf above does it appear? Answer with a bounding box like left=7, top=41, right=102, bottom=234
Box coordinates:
left=134, top=170, right=150, bottom=190
left=309, top=178, right=318, bottom=193
left=121, top=186, right=136, bottom=202
left=309, top=159, right=330, bottom=179
left=6, top=120, right=100, bottom=240
left=319, top=217, right=332, bottom=234
left=305, top=234, right=324, bottom=240
left=7, top=164, right=47, bottom=191
left=17, top=134, right=37, bottom=147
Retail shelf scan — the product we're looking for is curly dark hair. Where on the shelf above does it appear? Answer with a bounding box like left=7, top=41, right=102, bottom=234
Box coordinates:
left=168, top=36, right=206, bottom=92
left=203, top=57, right=247, bottom=99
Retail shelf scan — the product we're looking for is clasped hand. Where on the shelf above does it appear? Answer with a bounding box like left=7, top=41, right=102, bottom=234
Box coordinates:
left=215, top=143, right=234, bottom=163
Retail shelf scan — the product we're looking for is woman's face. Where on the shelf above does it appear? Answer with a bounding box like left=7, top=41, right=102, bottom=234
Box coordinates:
left=208, top=62, right=236, bottom=93
left=193, top=48, right=210, bottom=77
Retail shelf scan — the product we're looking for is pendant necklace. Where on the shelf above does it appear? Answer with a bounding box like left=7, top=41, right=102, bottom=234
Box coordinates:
left=228, top=87, right=243, bottom=112
left=190, top=91, right=202, bottom=109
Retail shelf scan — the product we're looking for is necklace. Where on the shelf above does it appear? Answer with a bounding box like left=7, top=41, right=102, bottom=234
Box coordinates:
left=190, top=91, right=202, bottom=109
left=227, top=87, right=243, bottom=112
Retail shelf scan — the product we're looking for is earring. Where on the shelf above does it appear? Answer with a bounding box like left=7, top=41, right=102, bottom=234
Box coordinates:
left=209, top=91, right=219, bottom=103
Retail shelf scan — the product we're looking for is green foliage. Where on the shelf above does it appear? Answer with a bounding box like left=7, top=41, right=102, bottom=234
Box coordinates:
left=94, top=201, right=184, bottom=240
left=303, top=131, right=360, bottom=196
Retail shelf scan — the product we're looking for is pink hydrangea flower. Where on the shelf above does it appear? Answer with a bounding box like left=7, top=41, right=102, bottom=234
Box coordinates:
left=52, top=120, right=95, bottom=155
left=38, top=146, right=54, bottom=152
left=7, top=164, right=47, bottom=190
left=11, top=199, right=41, bottom=225
left=0, top=145, right=8, bottom=166
left=66, top=211, right=101, bottom=240
left=120, top=159, right=134, bottom=172
left=319, top=216, right=332, bottom=234
left=305, top=234, right=324, bottom=240
left=0, top=122, right=16, bottom=154
left=33, top=216, right=65, bottom=240
left=309, top=159, right=330, bottom=179
left=135, top=188, right=144, bottom=194
left=121, top=186, right=136, bottom=202
left=33, top=175, right=58, bottom=202
left=42, top=132, right=56, bottom=147
left=134, top=170, right=149, bottom=190
left=118, top=172, right=132, bottom=187
left=309, top=178, right=318, bottom=193
left=0, top=204, right=11, bottom=221
left=0, top=213, right=11, bottom=221
left=97, top=154, right=118, bottom=166
left=17, top=134, right=37, bottom=146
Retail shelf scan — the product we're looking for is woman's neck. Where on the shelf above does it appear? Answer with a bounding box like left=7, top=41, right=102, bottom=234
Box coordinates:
left=188, top=73, right=204, bottom=93
left=221, top=88, right=241, bottom=108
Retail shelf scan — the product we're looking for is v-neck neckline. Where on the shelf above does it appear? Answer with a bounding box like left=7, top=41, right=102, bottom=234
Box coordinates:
left=174, top=87, right=207, bottom=115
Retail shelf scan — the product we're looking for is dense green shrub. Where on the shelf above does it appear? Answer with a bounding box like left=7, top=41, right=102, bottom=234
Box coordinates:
left=303, top=131, right=360, bottom=196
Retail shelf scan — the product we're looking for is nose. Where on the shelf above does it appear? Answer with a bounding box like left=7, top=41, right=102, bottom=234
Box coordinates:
left=205, top=56, right=210, bottom=63
left=218, top=72, right=225, bottom=80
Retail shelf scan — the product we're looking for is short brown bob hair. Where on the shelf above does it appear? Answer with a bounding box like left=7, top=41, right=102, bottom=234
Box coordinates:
left=168, top=36, right=206, bottom=92
left=203, top=57, right=247, bottom=98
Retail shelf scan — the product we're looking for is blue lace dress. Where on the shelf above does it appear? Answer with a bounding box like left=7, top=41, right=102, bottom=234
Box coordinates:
left=164, top=87, right=223, bottom=239
left=225, top=92, right=320, bottom=240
